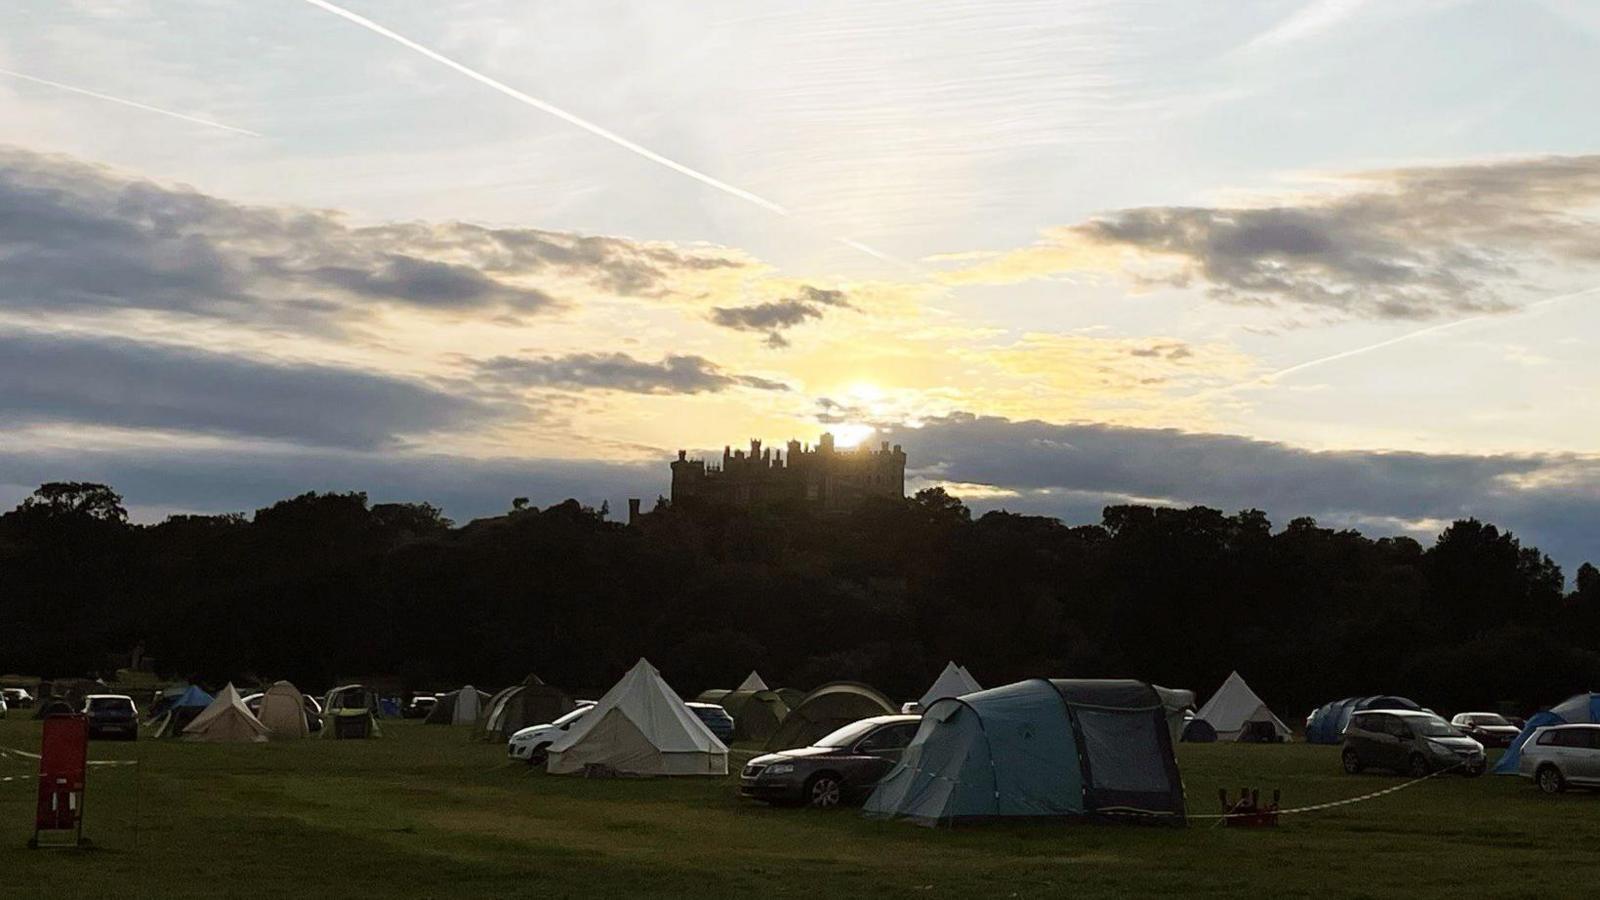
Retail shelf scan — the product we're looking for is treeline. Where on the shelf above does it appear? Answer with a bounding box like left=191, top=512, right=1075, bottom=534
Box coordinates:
left=2, top=481, right=1598, bottom=720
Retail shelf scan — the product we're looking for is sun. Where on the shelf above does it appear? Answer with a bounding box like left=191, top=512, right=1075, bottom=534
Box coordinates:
left=831, top=422, right=876, bottom=449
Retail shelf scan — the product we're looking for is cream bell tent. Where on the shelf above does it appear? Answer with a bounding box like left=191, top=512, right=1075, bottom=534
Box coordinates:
left=545, top=659, right=728, bottom=776
left=734, top=671, right=769, bottom=692
left=183, top=683, right=270, bottom=743
left=1194, top=671, right=1290, bottom=742
left=257, top=681, right=311, bottom=738
left=905, top=662, right=982, bottom=713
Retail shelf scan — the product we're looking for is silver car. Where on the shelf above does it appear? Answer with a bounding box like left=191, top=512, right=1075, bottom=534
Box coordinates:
left=1518, top=724, right=1600, bottom=793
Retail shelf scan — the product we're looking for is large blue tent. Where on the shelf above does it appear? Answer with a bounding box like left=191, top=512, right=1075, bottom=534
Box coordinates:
left=1493, top=692, right=1600, bottom=775
left=1304, top=695, right=1420, bottom=744
left=863, top=679, right=1185, bottom=826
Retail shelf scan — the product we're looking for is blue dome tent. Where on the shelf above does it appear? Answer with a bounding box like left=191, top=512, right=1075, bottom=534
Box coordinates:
left=1493, top=693, right=1600, bottom=775
left=864, top=679, right=1185, bottom=826
left=1304, top=695, right=1420, bottom=744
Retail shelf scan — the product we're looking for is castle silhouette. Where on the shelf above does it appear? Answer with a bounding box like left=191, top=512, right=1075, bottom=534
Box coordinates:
left=668, top=433, right=906, bottom=510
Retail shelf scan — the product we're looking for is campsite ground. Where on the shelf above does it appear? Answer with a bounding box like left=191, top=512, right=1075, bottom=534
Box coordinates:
left=0, top=719, right=1590, bottom=899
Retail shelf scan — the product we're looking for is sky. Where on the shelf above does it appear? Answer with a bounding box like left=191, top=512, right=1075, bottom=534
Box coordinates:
left=3, top=0, right=1600, bottom=568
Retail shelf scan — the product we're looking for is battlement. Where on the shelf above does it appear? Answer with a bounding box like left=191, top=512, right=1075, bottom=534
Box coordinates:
left=670, top=433, right=905, bottom=510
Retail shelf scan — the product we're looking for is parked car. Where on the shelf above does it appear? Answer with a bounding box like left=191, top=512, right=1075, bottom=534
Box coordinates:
left=403, top=695, right=438, bottom=719
left=1341, top=709, right=1484, bottom=777
left=2, top=687, right=34, bottom=709
left=507, top=702, right=597, bottom=763
left=740, top=714, right=922, bottom=808
left=1518, top=724, right=1600, bottom=793
left=1450, top=712, right=1522, bottom=748
left=686, top=701, right=735, bottom=743
left=0, top=696, right=6, bottom=718
left=83, top=694, right=140, bottom=741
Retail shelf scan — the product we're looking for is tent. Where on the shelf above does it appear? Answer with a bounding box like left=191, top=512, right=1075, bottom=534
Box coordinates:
left=775, top=687, right=806, bottom=710
left=1153, top=685, right=1197, bottom=744
left=1304, top=695, right=1420, bottom=744
left=764, top=682, right=897, bottom=751
left=545, top=659, right=727, bottom=776
left=1494, top=692, right=1600, bottom=775
left=864, top=679, right=1186, bottom=826
left=151, top=685, right=215, bottom=737
left=717, top=689, right=791, bottom=744
left=1193, top=672, right=1290, bottom=742
left=257, top=681, right=312, bottom=738
left=480, top=675, right=577, bottom=742
left=183, top=683, right=271, bottom=743
left=322, top=684, right=382, bottom=739
left=907, top=663, right=982, bottom=713
left=693, top=689, right=732, bottom=705
left=735, top=671, right=769, bottom=692
left=1181, top=717, right=1218, bottom=742
left=425, top=685, right=490, bottom=725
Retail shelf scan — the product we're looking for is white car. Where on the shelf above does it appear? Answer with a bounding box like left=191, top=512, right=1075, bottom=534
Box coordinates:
left=1518, top=724, right=1600, bottom=793
left=507, top=702, right=595, bottom=763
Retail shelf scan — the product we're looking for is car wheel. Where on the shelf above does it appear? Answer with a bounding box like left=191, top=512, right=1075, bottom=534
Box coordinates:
left=1406, top=753, right=1431, bottom=778
left=1341, top=748, right=1363, bottom=774
left=805, top=773, right=843, bottom=809
left=1537, top=765, right=1565, bottom=794
left=528, top=744, right=550, bottom=766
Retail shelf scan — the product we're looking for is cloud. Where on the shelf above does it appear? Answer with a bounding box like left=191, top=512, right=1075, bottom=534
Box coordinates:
left=0, top=146, right=744, bottom=329
left=710, top=285, right=853, bottom=347
left=473, top=352, right=789, bottom=394
left=884, top=413, right=1600, bottom=568
left=1241, top=0, right=1375, bottom=53
left=940, top=154, right=1600, bottom=319
left=0, top=329, right=489, bottom=448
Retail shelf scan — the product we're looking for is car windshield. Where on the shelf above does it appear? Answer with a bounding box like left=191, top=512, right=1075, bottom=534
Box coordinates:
left=813, top=719, right=882, bottom=748
left=89, top=697, right=133, bottom=713
left=1415, top=717, right=1461, bottom=737
left=1469, top=714, right=1510, bottom=726
left=553, top=707, right=590, bottom=726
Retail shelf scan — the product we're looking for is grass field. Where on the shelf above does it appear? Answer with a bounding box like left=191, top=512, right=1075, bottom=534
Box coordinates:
left=0, top=717, right=1590, bottom=899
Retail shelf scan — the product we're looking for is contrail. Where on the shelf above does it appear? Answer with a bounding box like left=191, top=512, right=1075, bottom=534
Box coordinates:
left=298, top=0, right=903, bottom=266
left=0, top=67, right=261, bottom=137
left=1218, top=284, right=1600, bottom=395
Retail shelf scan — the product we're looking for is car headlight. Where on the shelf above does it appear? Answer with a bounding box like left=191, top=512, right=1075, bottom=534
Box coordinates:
left=766, top=763, right=795, bottom=776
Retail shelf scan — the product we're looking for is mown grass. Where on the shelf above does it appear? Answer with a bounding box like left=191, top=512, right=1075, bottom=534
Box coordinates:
left=0, top=717, right=1591, bottom=899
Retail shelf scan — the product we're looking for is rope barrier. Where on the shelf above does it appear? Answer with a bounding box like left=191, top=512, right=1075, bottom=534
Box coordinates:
left=880, top=758, right=1466, bottom=822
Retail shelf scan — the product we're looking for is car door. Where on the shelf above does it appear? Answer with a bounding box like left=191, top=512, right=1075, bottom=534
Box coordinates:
left=1371, top=715, right=1406, bottom=769
left=1573, top=730, right=1600, bottom=783
left=853, top=722, right=920, bottom=783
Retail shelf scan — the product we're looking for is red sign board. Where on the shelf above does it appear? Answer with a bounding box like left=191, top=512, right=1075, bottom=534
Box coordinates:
left=32, top=714, right=88, bottom=846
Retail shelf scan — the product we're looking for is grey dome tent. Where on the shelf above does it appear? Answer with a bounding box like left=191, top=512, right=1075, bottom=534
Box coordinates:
left=425, top=685, right=490, bottom=725
left=694, top=689, right=732, bottom=705
left=717, top=689, right=791, bottom=743
left=480, top=675, right=576, bottom=742
left=764, top=682, right=896, bottom=750
left=864, top=679, right=1186, bottom=826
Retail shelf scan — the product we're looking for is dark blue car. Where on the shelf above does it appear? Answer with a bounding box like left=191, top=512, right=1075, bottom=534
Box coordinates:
left=687, top=702, right=736, bottom=743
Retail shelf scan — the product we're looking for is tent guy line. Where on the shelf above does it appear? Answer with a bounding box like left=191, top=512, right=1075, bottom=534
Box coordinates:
left=298, top=0, right=904, bottom=268
left=0, top=68, right=262, bottom=137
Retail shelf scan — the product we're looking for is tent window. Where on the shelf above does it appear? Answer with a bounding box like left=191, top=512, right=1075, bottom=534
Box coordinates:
left=1075, top=709, right=1169, bottom=794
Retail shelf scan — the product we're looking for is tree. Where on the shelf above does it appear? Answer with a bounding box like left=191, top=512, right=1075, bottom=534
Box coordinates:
left=17, top=482, right=127, bottom=523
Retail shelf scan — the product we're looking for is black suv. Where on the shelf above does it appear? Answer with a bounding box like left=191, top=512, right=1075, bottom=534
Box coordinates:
left=740, top=714, right=920, bottom=807
left=83, top=694, right=140, bottom=741
left=1342, top=709, right=1484, bottom=776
